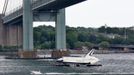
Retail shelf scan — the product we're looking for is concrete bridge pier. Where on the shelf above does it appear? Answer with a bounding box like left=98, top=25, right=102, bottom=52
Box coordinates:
left=18, top=0, right=36, bottom=58
left=5, top=25, right=23, bottom=47
left=0, top=14, right=4, bottom=46
left=0, top=15, right=23, bottom=48
left=56, top=9, right=66, bottom=50
left=52, top=9, right=69, bottom=58
left=23, top=0, right=33, bottom=51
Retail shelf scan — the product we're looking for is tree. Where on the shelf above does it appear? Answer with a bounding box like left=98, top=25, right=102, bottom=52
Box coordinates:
left=40, top=42, right=52, bottom=49
left=78, top=33, right=89, bottom=42
left=67, top=31, right=78, bottom=49
left=33, top=25, right=134, bottom=50
left=111, top=36, right=124, bottom=44
left=84, top=42, right=94, bottom=49
left=0, top=45, right=2, bottom=50
left=88, top=34, right=97, bottom=43
left=98, top=26, right=106, bottom=33
left=74, top=41, right=85, bottom=49
left=99, top=41, right=110, bottom=50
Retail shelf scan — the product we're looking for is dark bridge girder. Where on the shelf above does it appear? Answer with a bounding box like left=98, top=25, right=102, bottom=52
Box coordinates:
left=34, top=0, right=86, bottom=11
left=3, top=0, right=86, bottom=24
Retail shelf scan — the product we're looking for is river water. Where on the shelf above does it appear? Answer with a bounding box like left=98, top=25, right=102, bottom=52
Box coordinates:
left=0, top=53, right=134, bottom=75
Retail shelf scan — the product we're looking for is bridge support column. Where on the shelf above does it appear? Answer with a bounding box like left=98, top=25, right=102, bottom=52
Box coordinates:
left=20, top=0, right=36, bottom=58
left=0, top=14, right=4, bottom=46
left=56, top=9, right=66, bottom=50
left=0, top=14, right=7, bottom=47
left=52, top=9, right=68, bottom=58
left=23, top=0, right=33, bottom=51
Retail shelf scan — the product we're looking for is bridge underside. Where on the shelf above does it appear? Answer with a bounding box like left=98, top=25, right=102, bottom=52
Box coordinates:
left=3, top=0, right=86, bottom=24
left=0, top=0, right=86, bottom=57
left=34, top=0, right=86, bottom=11
left=0, top=0, right=86, bottom=58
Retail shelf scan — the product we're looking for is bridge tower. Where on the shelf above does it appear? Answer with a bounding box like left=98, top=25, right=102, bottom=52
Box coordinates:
left=22, top=0, right=67, bottom=50
left=19, top=0, right=66, bottom=58
left=2, top=0, right=86, bottom=58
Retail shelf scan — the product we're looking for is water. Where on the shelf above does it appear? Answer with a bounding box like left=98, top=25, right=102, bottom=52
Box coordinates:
left=0, top=53, right=134, bottom=75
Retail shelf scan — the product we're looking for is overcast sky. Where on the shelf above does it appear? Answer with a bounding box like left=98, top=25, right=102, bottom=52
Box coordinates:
left=1, top=0, right=134, bottom=28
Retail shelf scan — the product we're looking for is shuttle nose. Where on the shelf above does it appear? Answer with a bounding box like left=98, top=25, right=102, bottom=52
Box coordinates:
left=96, top=58, right=99, bottom=62
left=95, top=57, right=100, bottom=63
left=57, top=58, right=63, bottom=61
left=94, top=57, right=99, bottom=63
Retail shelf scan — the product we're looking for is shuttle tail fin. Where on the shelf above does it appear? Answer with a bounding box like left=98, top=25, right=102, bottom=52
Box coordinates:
left=85, top=49, right=95, bottom=58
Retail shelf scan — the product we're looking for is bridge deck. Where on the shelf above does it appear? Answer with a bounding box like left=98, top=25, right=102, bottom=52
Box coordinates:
left=3, top=0, right=86, bottom=24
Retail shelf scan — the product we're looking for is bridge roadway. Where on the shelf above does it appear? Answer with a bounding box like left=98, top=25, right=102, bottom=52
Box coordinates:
left=3, top=0, right=86, bottom=24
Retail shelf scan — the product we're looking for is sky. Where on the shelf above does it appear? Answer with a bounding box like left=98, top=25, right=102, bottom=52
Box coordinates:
left=1, top=0, right=134, bottom=28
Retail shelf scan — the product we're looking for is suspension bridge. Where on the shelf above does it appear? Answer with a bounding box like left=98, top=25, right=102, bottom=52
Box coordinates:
left=0, top=0, right=86, bottom=58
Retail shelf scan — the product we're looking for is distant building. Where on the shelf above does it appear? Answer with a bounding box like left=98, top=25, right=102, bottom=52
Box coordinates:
left=106, top=34, right=120, bottom=39
left=128, top=26, right=134, bottom=31
left=101, top=33, right=121, bottom=39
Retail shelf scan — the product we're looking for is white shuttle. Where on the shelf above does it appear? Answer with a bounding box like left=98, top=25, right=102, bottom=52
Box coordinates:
left=30, top=71, right=42, bottom=75
left=57, top=49, right=99, bottom=66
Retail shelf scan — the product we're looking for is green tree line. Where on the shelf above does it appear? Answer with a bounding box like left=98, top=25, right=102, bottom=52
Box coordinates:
left=33, top=25, right=134, bottom=49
